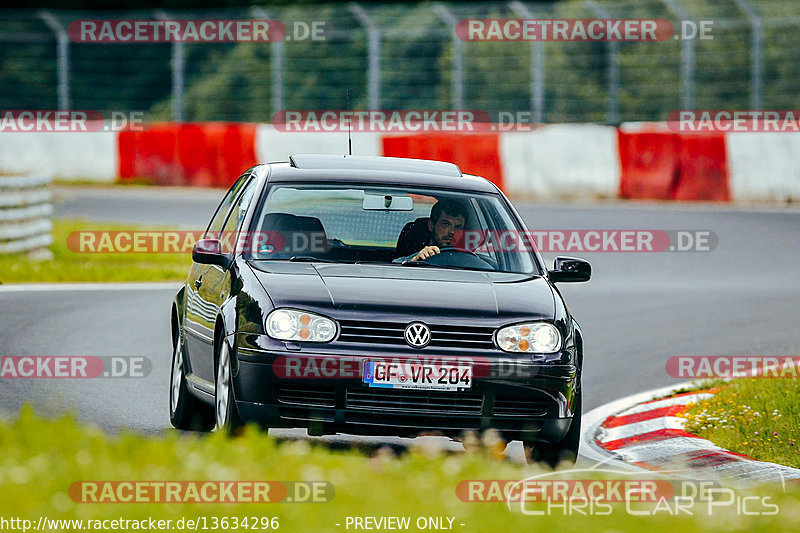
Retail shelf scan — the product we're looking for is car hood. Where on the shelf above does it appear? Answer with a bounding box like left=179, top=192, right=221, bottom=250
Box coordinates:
left=248, top=261, right=555, bottom=324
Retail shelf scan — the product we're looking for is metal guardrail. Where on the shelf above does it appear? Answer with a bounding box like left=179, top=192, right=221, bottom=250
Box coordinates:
left=2, top=1, right=792, bottom=125
left=0, top=175, right=53, bottom=254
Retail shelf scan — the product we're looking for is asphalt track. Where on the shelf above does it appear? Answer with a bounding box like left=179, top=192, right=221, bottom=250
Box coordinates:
left=2, top=186, right=800, bottom=463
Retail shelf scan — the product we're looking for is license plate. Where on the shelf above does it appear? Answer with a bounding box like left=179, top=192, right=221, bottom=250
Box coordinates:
left=362, top=360, right=472, bottom=391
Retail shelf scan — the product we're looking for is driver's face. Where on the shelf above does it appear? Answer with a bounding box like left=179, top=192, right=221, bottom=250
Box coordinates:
left=428, top=213, right=465, bottom=248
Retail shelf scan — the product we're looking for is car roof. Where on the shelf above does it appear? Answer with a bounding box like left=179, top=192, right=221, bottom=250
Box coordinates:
left=290, top=154, right=462, bottom=176
left=261, top=154, right=499, bottom=194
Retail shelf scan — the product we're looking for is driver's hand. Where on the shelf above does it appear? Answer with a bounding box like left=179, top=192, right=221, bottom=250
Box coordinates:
left=412, top=246, right=440, bottom=261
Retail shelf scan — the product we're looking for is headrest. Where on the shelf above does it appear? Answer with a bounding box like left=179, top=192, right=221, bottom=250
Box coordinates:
left=395, top=217, right=431, bottom=258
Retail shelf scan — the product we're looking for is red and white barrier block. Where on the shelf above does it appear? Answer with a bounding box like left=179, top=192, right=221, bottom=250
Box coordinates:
left=2, top=121, right=800, bottom=204
left=595, top=389, right=800, bottom=485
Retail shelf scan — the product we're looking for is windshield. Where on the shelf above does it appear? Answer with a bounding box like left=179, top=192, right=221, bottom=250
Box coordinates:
left=246, top=184, right=539, bottom=275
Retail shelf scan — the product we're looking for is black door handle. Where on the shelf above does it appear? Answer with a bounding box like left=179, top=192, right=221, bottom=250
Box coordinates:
left=194, top=277, right=203, bottom=289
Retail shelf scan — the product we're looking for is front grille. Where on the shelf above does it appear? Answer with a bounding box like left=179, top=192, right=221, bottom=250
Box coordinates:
left=338, top=320, right=496, bottom=350
left=346, top=388, right=484, bottom=415
left=493, top=395, right=549, bottom=417
left=275, top=384, right=336, bottom=408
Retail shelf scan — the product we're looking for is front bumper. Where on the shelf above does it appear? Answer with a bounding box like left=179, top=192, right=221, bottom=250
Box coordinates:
left=231, top=334, right=579, bottom=443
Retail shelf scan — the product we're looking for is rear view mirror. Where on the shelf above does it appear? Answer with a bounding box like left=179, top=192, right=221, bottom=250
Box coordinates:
left=362, top=194, right=413, bottom=211
left=549, top=256, right=591, bottom=283
left=192, top=238, right=230, bottom=269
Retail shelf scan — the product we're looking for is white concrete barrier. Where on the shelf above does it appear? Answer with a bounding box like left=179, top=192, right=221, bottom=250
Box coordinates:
left=255, top=124, right=382, bottom=163
left=499, top=124, right=620, bottom=199
left=726, top=132, right=800, bottom=202
left=0, top=123, right=117, bottom=182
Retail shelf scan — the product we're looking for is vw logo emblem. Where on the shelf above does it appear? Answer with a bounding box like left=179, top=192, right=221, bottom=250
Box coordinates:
left=404, top=322, right=431, bottom=349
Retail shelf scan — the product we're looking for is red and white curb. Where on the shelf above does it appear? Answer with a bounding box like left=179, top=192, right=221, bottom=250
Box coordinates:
left=580, top=382, right=800, bottom=486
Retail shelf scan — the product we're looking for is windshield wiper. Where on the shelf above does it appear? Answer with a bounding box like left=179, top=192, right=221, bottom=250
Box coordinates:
left=288, top=256, right=340, bottom=263
left=399, top=261, right=494, bottom=272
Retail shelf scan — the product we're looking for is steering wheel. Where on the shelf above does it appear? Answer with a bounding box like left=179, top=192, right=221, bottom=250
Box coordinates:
left=438, top=246, right=481, bottom=258
left=420, top=247, right=497, bottom=269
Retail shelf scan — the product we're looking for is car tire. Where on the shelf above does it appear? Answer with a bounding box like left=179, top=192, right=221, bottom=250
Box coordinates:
left=169, top=332, right=215, bottom=431
left=215, top=339, right=245, bottom=436
left=524, top=387, right=582, bottom=468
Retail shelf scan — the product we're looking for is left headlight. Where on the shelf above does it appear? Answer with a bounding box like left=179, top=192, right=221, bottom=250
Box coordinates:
left=266, top=309, right=337, bottom=342
left=496, top=322, right=561, bottom=353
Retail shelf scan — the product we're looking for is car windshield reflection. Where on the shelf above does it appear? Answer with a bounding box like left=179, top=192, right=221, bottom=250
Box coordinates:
left=247, top=184, right=538, bottom=275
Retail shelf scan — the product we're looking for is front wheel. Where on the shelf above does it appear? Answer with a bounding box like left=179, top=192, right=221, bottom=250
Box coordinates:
left=215, top=340, right=245, bottom=436
left=169, top=334, right=214, bottom=431
left=524, top=389, right=582, bottom=468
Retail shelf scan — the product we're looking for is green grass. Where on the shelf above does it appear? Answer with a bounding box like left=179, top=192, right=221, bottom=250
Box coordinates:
left=0, top=219, right=192, bottom=283
left=2, top=407, right=800, bottom=532
left=683, top=379, right=800, bottom=468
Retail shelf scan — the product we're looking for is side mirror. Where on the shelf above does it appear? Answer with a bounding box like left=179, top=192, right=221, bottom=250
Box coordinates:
left=192, top=238, right=230, bottom=269
left=548, top=256, right=591, bottom=283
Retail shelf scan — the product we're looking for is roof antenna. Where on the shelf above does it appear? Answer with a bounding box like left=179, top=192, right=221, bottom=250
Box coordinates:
left=346, top=89, right=353, bottom=156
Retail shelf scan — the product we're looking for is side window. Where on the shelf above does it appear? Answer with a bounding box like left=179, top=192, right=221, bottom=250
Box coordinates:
left=205, top=171, right=252, bottom=237
left=219, top=179, right=257, bottom=254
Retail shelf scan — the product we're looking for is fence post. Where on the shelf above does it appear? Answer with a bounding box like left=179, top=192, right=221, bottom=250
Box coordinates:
left=660, top=0, right=695, bottom=111
left=510, top=1, right=544, bottom=123
left=155, top=10, right=184, bottom=121
left=434, top=4, right=464, bottom=110
left=733, top=0, right=763, bottom=110
left=38, top=10, right=70, bottom=111
left=252, top=8, right=284, bottom=114
left=585, top=1, right=619, bottom=124
left=349, top=3, right=381, bottom=110
left=271, top=37, right=285, bottom=114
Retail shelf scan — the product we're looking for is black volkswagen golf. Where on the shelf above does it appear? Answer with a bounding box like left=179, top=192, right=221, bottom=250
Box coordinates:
left=169, top=154, right=591, bottom=466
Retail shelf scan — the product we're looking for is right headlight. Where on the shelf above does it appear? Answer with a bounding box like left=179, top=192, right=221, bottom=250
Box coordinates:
left=496, top=322, right=561, bottom=353
left=266, top=309, right=337, bottom=342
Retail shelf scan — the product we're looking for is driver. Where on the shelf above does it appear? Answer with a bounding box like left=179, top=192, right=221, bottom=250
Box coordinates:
left=394, top=199, right=467, bottom=263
